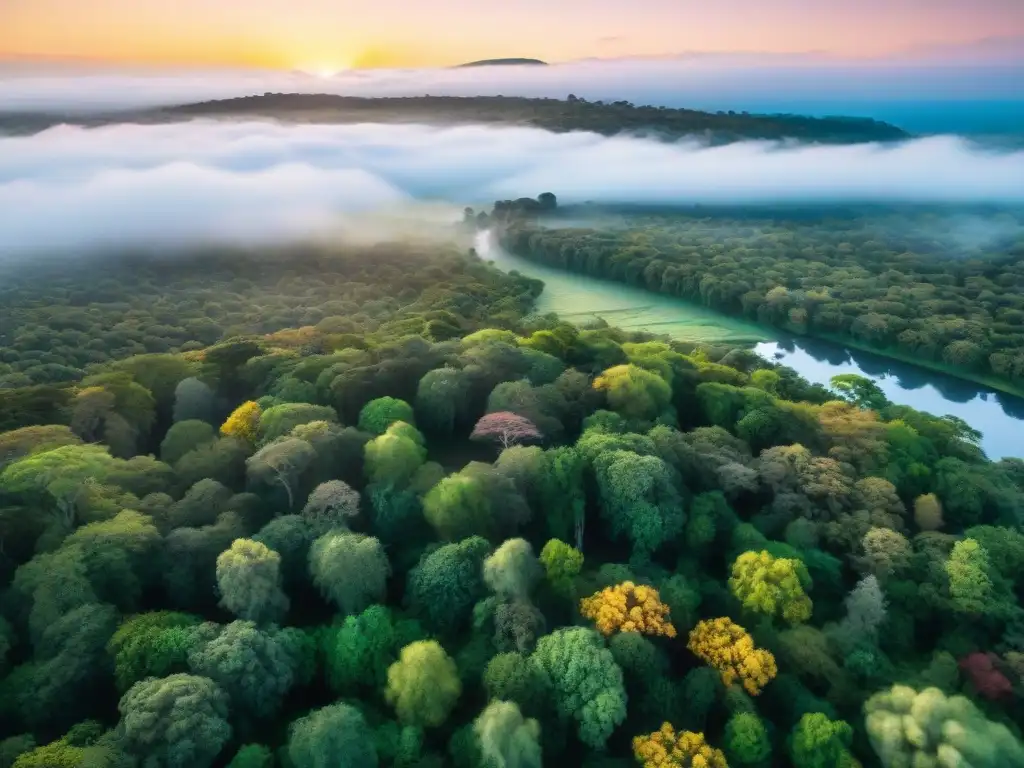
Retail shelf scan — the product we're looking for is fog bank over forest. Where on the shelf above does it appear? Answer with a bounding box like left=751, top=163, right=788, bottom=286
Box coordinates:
left=1, top=55, right=1021, bottom=114
left=1, top=120, right=1023, bottom=258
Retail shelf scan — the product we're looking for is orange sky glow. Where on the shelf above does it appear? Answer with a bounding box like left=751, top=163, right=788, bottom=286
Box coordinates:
left=2, top=0, right=1023, bottom=70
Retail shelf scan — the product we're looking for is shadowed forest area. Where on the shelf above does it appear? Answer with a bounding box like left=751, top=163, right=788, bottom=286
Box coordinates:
left=1, top=230, right=1023, bottom=768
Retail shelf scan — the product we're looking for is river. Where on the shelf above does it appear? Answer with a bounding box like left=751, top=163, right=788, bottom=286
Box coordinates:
left=477, top=231, right=1024, bottom=460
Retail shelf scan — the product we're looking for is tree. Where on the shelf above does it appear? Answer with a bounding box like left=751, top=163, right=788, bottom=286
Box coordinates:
left=160, top=420, right=216, bottom=465
left=253, top=514, right=315, bottom=589
left=789, top=713, right=859, bottom=768
left=724, top=713, right=771, bottom=766
left=226, top=745, right=273, bottom=768
left=108, top=611, right=204, bottom=691
left=386, top=640, right=462, bottom=728
left=301, top=480, right=361, bottom=534
left=173, top=378, right=215, bottom=424
left=592, top=364, right=671, bottom=422
left=117, top=674, right=231, bottom=768
left=829, top=374, right=888, bottom=411
left=323, top=604, right=424, bottom=694
left=308, top=531, right=389, bottom=615
left=365, top=422, right=427, bottom=488
left=258, top=403, right=337, bottom=443
left=215, top=539, right=289, bottom=624
left=407, top=536, right=491, bottom=634
left=416, top=368, right=471, bottom=436
left=474, top=701, right=542, bottom=768
left=483, top=539, right=542, bottom=600
left=0, top=444, right=119, bottom=530
left=246, top=438, right=316, bottom=510
left=287, top=703, right=378, bottom=768
left=471, top=412, right=543, bottom=451
left=864, top=685, right=1024, bottom=768
left=221, top=401, right=262, bottom=444
left=861, top=528, right=912, bottom=579
left=483, top=653, right=550, bottom=717
left=538, top=447, right=586, bottom=549
left=728, top=550, right=813, bottom=625
left=0, top=424, right=81, bottom=472
left=187, top=621, right=305, bottom=719
left=829, top=574, right=887, bottom=657
left=633, top=724, right=727, bottom=768
left=959, top=653, right=1013, bottom=701
left=539, top=539, right=583, bottom=598
left=946, top=538, right=994, bottom=615
left=579, top=582, right=676, bottom=638
left=688, top=618, right=777, bottom=696
left=359, top=397, right=415, bottom=436
left=423, top=463, right=529, bottom=543
left=530, top=627, right=626, bottom=749
left=913, top=493, right=944, bottom=531
left=592, top=450, right=684, bottom=562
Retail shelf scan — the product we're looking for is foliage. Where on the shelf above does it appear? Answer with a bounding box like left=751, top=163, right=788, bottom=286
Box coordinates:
left=633, top=723, right=727, bottom=768
left=287, top=703, right=378, bottom=768
left=789, top=713, right=859, bottom=768
left=359, top=397, right=416, bottom=435
left=688, top=618, right=777, bottom=696
left=221, top=401, right=262, bottom=444
left=471, top=412, right=543, bottom=451
left=474, top=701, right=543, bottom=768
left=579, top=582, right=676, bottom=638
left=530, top=627, right=627, bottom=749
left=301, top=480, right=361, bottom=534
left=216, top=538, right=290, bottom=624
left=539, top=539, right=583, bottom=597
left=385, top=640, right=462, bottom=728
left=863, top=685, right=1024, bottom=767
left=308, top=530, right=389, bottom=615
left=484, top=538, right=543, bottom=600
left=728, top=550, right=813, bottom=624
left=724, top=713, right=771, bottom=766
left=592, top=364, right=671, bottom=422
left=117, top=673, right=232, bottom=768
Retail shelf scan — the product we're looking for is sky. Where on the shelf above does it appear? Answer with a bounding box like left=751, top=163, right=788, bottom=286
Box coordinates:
left=2, top=0, right=1024, bottom=70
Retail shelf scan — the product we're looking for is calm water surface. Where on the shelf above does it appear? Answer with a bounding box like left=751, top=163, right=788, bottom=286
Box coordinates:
left=480, top=232, right=1024, bottom=460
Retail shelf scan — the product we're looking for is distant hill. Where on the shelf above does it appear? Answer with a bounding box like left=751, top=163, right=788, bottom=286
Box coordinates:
left=455, top=58, right=548, bottom=68
left=0, top=94, right=911, bottom=144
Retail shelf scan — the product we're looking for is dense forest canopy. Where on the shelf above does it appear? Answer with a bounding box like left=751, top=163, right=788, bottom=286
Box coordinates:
left=1, top=228, right=1023, bottom=768
left=484, top=200, right=1024, bottom=394
left=0, top=94, right=909, bottom=144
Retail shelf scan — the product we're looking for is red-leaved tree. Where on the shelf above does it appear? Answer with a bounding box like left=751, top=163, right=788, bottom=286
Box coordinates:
left=470, top=412, right=542, bottom=450
left=959, top=652, right=1013, bottom=701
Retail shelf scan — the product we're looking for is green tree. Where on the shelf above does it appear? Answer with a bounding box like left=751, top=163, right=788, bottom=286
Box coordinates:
left=386, top=640, right=462, bottom=728
left=946, top=538, right=994, bottom=615
left=359, top=397, right=416, bottom=436
left=108, top=611, right=204, bottom=691
left=539, top=539, right=583, bottom=598
left=215, top=539, right=289, bottom=624
left=725, top=712, right=771, bottom=766
left=407, top=537, right=491, bottom=634
left=308, top=531, right=389, bottom=615
left=483, top=538, right=542, bottom=600
left=160, top=421, right=216, bottom=465
left=365, top=422, right=427, bottom=488
left=474, top=701, right=542, bottom=768
left=226, top=744, right=273, bottom=768
left=287, top=703, right=378, bottom=768
left=789, top=713, right=858, bottom=768
left=483, top=653, right=550, bottom=718
left=187, top=621, right=303, bottom=719
left=117, top=674, right=231, bottom=768
left=530, top=627, right=626, bottom=749
left=323, top=605, right=424, bottom=694
left=592, top=364, right=671, bottom=422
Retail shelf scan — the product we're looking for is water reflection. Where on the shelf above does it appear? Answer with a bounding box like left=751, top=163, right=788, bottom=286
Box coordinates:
left=757, top=338, right=1024, bottom=460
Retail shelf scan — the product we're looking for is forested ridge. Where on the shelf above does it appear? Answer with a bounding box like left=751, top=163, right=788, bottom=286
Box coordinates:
left=0, top=94, right=909, bottom=144
left=489, top=201, right=1024, bottom=394
left=1, top=236, right=1024, bottom=768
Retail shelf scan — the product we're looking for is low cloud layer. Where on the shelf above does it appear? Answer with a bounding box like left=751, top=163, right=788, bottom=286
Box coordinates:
left=1, top=57, right=1022, bottom=115
left=1, top=120, right=1023, bottom=259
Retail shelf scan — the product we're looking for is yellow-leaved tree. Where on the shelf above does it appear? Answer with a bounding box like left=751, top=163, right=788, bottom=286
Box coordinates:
left=728, top=550, right=813, bottom=624
left=220, top=400, right=262, bottom=445
left=633, top=723, right=728, bottom=768
left=688, top=617, right=777, bottom=696
left=579, top=581, right=676, bottom=638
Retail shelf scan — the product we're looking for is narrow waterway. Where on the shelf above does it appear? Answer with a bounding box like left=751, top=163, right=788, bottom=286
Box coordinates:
left=477, top=231, right=1024, bottom=460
